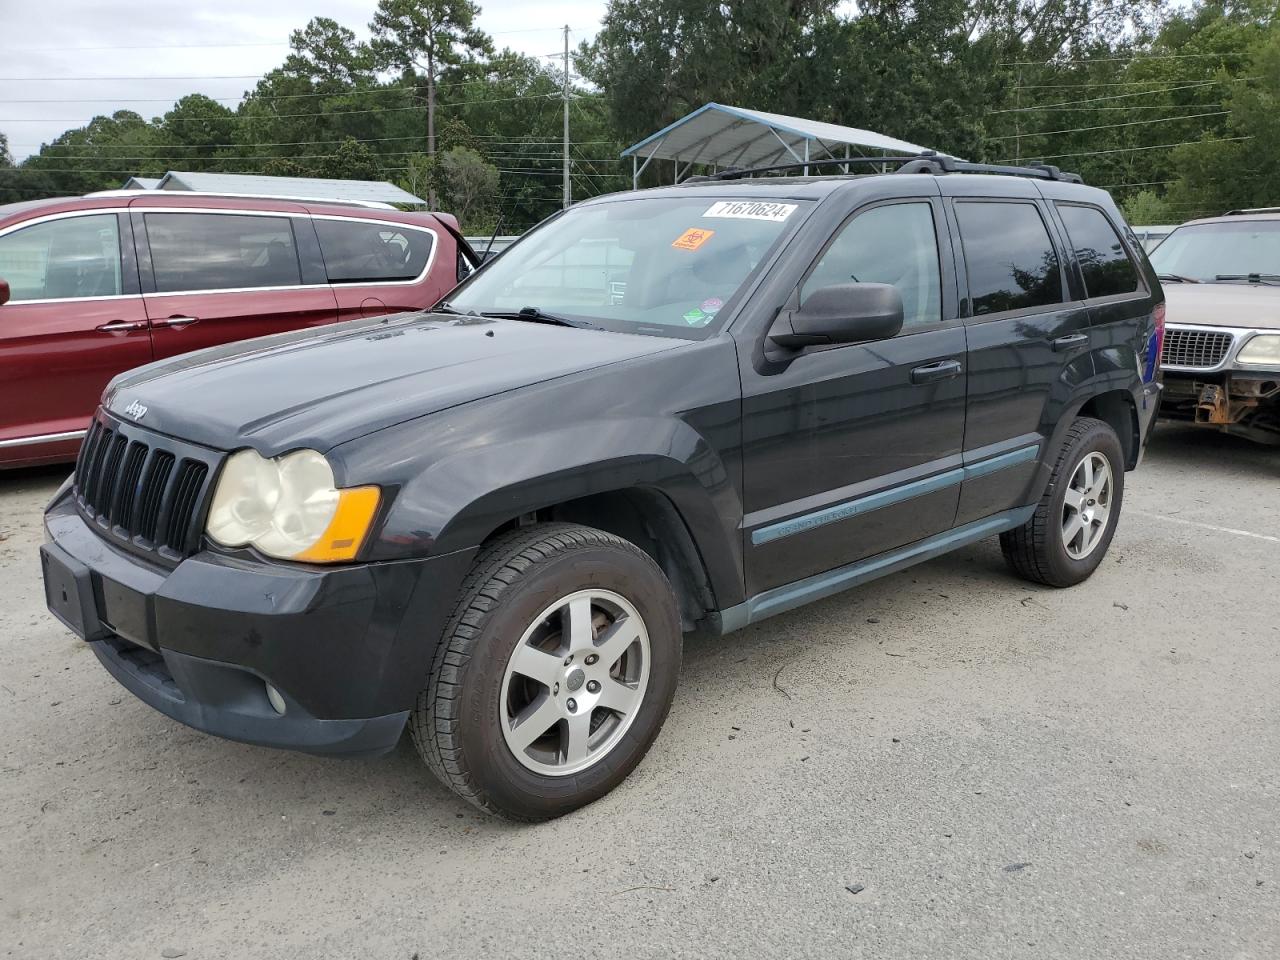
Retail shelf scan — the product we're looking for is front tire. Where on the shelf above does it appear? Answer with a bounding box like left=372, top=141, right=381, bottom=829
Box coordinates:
left=410, top=523, right=682, bottom=821
left=1001, top=417, right=1125, bottom=588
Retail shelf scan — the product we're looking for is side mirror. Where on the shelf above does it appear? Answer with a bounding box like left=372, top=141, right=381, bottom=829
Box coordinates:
left=0, top=279, right=9, bottom=307
left=770, top=282, right=904, bottom=349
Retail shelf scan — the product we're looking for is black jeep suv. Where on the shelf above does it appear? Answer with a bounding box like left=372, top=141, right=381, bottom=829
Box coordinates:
left=41, top=156, right=1163, bottom=820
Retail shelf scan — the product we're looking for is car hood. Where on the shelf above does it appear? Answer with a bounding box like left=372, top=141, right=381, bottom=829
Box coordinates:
left=104, top=312, right=680, bottom=454
left=1163, top=282, right=1280, bottom=329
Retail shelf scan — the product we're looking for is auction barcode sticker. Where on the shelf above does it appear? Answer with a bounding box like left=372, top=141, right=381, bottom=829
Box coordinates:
left=703, top=201, right=797, bottom=222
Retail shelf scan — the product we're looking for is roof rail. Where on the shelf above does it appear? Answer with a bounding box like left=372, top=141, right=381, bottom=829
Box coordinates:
left=1224, top=207, right=1280, bottom=216
left=83, top=189, right=402, bottom=210
left=686, top=152, right=1084, bottom=184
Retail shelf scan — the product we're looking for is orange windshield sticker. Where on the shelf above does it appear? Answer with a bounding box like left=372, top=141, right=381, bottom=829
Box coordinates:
left=672, top=227, right=715, bottom=251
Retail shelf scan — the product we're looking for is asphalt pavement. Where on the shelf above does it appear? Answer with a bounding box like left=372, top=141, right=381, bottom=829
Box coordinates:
left=2, top=423, right=1277, bottom=959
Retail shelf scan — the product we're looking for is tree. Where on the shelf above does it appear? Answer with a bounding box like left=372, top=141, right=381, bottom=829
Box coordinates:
left=1123, top=189, right=1177, bottom=224
left=436, top=146, right=499, bottom=227
left=1165, top=12, right=1280, bottom=218
left=156, top=94, right=237, bottom=172
left=581, top=0, right=842, bottom=149
left=284, top=17, right=375, bottom=89
left=0, top=132, right=10, bottom=167
left=370, top=0, right=493, bottom=196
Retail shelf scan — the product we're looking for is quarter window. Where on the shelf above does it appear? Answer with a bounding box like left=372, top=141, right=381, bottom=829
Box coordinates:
left=0, top=214, right=122, bottom=301
left=802, top=202, right=942, bottom=330
left=145, top=213, right=301, bottom=293
left=1056, top=204, right=1141, bottom=298
left=955, top=202, right=1065, bottom=315
left=315, top=219, right=433, bottom=283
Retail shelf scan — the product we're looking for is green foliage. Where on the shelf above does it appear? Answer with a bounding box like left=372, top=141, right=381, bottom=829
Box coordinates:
left=1123, top=189, right=1177, bottom=224
left=6, top=0, right=1280, bottom=230
left=436, top=146, right=500, bottom=228
left=370, top=0, right=491, bottom=74
left=1167, top=15, right=1280, bottom=217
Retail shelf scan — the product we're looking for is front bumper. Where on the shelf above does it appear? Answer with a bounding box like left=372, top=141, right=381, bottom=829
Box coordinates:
left=1159, top=367, right=1280, bottom=443
left=42, top=488, right=477, bottom=757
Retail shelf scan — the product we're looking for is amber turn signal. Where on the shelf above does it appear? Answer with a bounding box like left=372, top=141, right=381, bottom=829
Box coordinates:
left=294, top=486, right=381, bottom=563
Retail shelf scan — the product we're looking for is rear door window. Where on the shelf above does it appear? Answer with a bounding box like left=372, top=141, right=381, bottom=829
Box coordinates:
left=955, top=201, right=1066, bottom=316
left=0, top=214, right=122, bottom=301
left=314, top=219, right=434, bottom=283
left=145, top=213, right=302, bottom=293
left=1056, top=204, right=1141, bottom=298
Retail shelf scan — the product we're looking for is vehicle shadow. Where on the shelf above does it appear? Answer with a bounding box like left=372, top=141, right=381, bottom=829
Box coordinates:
left=1145, top=421, right=1280, bottom=476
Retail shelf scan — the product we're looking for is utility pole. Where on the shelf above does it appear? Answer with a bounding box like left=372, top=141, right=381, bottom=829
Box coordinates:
left=563, top=24, right=571, bottom=209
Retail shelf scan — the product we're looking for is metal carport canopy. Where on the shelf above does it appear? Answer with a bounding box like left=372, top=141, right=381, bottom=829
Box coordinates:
left=621, top=103, right=938, bottom=186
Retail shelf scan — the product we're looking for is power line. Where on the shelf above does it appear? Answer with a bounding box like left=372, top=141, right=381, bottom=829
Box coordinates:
left=1001, top=52, right=1252, bottom=66
left=5, top=41, right=288, bottom=52
left=1096, top=179, right=1178, bottom=189
left=993, top=103, right=1226, bottom=113
left=1, top=91, right=603, bottom=126
left=992, top=78, right=1254, bottom=114
left=988, top=110, right=1229, bottom=140
left=0, top=74, right=270, bottom=82
left=0, top=75, right=571, bottom=104
left=999, top=134, right=1253, bottom=163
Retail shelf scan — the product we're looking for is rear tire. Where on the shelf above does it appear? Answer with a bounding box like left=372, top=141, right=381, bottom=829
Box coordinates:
left=1001, top=417, right=1125, bottom=588
left=410, top=523, right=682, bottom=821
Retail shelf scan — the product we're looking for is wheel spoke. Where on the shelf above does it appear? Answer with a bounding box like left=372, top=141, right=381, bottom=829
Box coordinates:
left=563, top=710, right=593, bottom=765
left=1062, top=513, right=1084, bottom=549
left=509, top=643, right=563, bottom=688
left=1092, top=502, right=1110, bottom=531
left=594, top=615, right=642, bottom=669
left=1079, top=518, right=1098, bottom=553
left=1062, top=487, right=1086, bottom=512
left=508, top=696, right=560, bottom=753
left=597, top=678, right=641, bottom=714
left=564, top=596, right=594, bottom=651
left=1080, top=457, right=1095, bottom=491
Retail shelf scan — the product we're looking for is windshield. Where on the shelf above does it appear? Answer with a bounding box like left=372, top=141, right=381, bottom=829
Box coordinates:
left=1149, top=220, right=1280, bottom=281
left=448, top=196, right=810, bottom=338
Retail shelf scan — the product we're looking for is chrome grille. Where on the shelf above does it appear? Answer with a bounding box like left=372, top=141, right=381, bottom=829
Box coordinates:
left=1162, top=327, right=1233, bottom=369
left=73, top=417, right=216, bottom=561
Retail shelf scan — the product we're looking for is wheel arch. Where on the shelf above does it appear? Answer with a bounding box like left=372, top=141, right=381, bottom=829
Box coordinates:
left=485, top=487, right=722, bottom=632
left=1077, top=388, right=1140, bottom=469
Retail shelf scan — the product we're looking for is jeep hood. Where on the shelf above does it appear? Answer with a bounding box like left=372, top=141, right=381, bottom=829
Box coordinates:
left=1163, top=282, right=1280, bottom=330
left=104, top=312, right=680, bottom=454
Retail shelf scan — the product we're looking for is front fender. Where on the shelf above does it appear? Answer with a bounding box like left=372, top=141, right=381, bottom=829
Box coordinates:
left=329, top=338, right=746, bottom=607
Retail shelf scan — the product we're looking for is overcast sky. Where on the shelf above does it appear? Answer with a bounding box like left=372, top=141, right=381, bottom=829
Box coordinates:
left=1, top=0, right=609, bottom=162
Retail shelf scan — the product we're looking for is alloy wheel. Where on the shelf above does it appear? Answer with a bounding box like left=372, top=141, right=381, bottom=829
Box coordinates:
left=499, top=589, right=650, bottom=777
left=1062, top=451, right=1113, bottom=560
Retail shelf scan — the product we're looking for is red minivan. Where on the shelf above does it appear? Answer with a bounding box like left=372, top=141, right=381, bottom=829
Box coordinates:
left=0, top=192, right=475, bottom=468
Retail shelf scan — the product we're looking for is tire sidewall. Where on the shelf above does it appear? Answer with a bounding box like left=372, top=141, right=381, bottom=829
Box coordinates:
left=454, top=542, right=681, bottom=819
left=1045, top=423, right=1125, bottom=584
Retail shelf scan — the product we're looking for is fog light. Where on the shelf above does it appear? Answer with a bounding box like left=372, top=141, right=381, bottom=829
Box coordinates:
left=265, top=683, right=287, bottom=716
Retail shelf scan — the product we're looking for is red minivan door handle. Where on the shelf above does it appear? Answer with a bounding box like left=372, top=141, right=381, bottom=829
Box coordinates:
left=96, top=319, right=147, bottom=333
left=161, top=315, right=199, bottom=328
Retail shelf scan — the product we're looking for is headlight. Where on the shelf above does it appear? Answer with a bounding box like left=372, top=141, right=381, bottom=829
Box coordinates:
left=206, top=448, right=380, bottom=563
left=1236, top=334, right=1280, bottom=366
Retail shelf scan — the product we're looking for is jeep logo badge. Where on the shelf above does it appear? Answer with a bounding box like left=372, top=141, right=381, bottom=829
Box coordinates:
left=123, top=400, right=148, bottom=421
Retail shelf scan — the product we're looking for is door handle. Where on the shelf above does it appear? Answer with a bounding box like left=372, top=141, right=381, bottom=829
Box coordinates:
left=162, top=315, right=199, bottom=328
left=1053, top=333, right=1090, bottom=352
left=910, top=359, right=963, bottom=384
left=96, top=320, right=147, bottom=333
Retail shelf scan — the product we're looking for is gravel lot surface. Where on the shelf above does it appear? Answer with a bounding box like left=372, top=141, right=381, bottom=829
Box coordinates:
left=2, top=424, right=1278, bottom=960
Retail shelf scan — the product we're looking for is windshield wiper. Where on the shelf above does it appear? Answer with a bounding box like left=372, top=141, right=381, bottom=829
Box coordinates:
left=1157, top=273, right=1200, bottom=284
left=1213, top=273, right=1280, bottom=284
left=489, top=306, right=601, bottom=330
